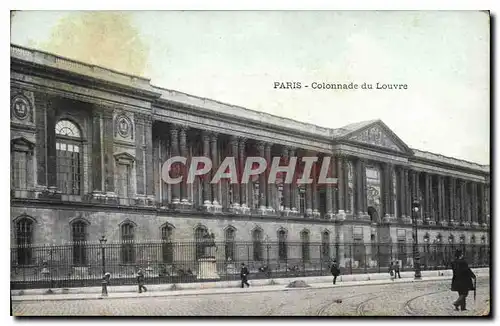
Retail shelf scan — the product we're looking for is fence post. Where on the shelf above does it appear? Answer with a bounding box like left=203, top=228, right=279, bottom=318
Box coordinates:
left=349, top=244, right=353, bottom=275
left=377, top=243, right=380, bottom=273
left=364, top=245, right=367, bottom=273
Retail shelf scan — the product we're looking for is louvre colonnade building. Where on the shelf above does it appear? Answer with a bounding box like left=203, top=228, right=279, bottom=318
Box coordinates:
left=10, top=44, right=490, bottom=270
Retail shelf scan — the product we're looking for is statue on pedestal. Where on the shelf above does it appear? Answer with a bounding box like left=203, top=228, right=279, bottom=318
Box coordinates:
left=201, top=230, right=217, bottom=258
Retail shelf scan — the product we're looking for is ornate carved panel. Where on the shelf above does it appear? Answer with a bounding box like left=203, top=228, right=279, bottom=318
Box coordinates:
left=11, top=90, right=35, bottom=125
left=348, top=125, right=402, bottom=152
left=114, top=111, right=134, bottom=142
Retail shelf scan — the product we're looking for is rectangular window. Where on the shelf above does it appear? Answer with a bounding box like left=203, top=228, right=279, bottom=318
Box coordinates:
left=299, top=188, right=305, bottom=214
left=117, top=164, right=131, bottom=200
left=253, top=241, right=262, bottom=261
left=12, top=151, right=27, bottom=189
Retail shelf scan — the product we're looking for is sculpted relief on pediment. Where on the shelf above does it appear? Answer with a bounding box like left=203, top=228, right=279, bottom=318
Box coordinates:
left=348, top=125, right=402, bottom=152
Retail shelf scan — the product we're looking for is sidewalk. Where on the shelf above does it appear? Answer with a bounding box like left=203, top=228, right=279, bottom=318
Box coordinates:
left=12, top=267, right=488, bottom=302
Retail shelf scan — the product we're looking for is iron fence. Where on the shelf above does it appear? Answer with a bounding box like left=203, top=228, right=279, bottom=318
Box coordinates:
left=10, top=241, right=490, bottom=290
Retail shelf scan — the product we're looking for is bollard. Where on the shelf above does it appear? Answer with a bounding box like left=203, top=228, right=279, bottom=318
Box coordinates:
left=101, top=279, right=108, bottom=297
left=101, top=273, right=111, bottom=297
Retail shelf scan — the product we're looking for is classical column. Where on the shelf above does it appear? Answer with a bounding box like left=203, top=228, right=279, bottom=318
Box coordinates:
left=281, top=146, right=290, bottom=213
left=202, top=131, right=212, bottom=208
left=362, top=160, right=368, bottom=214
left=480, top=183, right=487, bottom=227
left=398, top=166, right=405, bottom=220
left=471, top=182, right=479, bottom=227
left=437, top=175, right=445, bottom=226
left=355, top=159, right=364, bottom=217
left=305, top=174, right=313, bottom=217
left=389, top=164, right=395, bottom=217
left=486, top=183, right=490, bottom=224
left=91, top=111, right=103, bottom=194
left=289, top=148, right=298, bottom=213
left=449, top=177, right=455, bottom=224
left=170, top=125, right=180, bottom=204
left=410, top=170, right=422, bottom=223
left=210, top=133, right=220, bottom=207
left=424, top=173, right=431, bottom=223
left=325, top=156, right=334, bottom=219
left=179, top=126, right=189, bottom=204
left=143, top=117, right=154, bottom=199
left=229, top=136, right=240, bottom=210
left=336, top=155, right=346, bottom=219
left=465, top=181, right=472, bottom=226
left=257, top=141, right=267, bottom=214
left=459, top=180, right=466, bottom=226
left=312, top=156, right=320, bottom=218
left=404, top=168, right=411, bottom=220
left=382, top=163, right=391, bottom=220
left=239, top=138, right=249, bottom=211
left=45, top=102, right=58, bottom=190
left=102, top=110, right=116, bottom=197
left=265, top=143, right=274, bottom=212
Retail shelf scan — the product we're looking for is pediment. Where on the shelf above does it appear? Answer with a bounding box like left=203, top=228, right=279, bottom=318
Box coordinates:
left=114, top=152, right=136, bottom=164
left=341, top=120, right=412, bottom=154
left=11, top=136, right=35, bottom=152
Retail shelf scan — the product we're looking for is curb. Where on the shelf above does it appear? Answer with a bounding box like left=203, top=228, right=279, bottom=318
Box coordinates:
left=11, top=274, right=489, bottom=302
left=12, top=267, right=488, bottom=297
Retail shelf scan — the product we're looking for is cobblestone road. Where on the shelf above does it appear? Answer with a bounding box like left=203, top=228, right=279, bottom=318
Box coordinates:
left=12, top=277, right=490, bottom=316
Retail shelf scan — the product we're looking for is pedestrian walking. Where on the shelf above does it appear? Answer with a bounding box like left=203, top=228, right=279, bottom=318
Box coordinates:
left=330, top=259, right=340, bottom=285
left=394, top=261, right=401, bottom=279
left=451, top=250, right=476, bottom=311
left=389, top=262, right=395, bottom=281
left=240, top=263, right=250, bottom=288
left=137, top=268, right=147, bottom=293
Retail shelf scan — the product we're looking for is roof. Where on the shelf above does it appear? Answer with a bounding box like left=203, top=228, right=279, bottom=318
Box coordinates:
left=10, top=44, right=489, bottom=174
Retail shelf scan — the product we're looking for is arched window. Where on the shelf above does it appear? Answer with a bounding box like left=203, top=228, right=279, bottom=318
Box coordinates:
left=321, top=231, right=330, bottom=260
left=225, top=227, right=236, bottom=261
left=301, top=230, right=310, bottom=262
left=16, top=217, right=34, bottom=265
left=252, top=228, right=263, bottom=261
left=278, top=229, right=287, bottom=261
left=72, top=221, right=87, bottom=266
left=56, top=119, right=82, bottom=195
left=120, top=223, right=135, bottom=264
left=161, top=224, right=174, bottom=264
left=195, top=225, right=207, bottom=260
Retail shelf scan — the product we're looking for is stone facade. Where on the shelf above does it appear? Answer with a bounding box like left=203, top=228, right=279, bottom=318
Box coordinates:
left=10, top=45, right=490, bottom=268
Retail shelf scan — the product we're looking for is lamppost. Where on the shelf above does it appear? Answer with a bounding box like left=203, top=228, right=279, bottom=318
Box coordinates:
left=265, top=235, right=270, bottom=269
left=411, top=200, right=422, bottom=279
left=99, top=235, right=108, bottom=297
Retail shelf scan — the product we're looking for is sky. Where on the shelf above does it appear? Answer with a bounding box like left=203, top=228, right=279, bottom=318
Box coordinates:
left=10, top=11, right=490, bottom=165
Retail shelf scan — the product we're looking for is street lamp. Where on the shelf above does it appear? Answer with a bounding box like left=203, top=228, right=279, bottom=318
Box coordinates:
left=99, top=235, right=108, bottom=297
left=265, top=235, right=270, bottom=269
left=411, top=200, right=422, bottom=279
left=99, top=235, right=107, bottom=275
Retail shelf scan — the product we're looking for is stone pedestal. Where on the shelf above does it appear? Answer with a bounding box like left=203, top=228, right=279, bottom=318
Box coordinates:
left=197, top=258, right=219, bottom=280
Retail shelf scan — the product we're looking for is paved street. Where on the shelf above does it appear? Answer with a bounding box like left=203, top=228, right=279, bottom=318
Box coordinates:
left=12, top=277, right=489, bottom=316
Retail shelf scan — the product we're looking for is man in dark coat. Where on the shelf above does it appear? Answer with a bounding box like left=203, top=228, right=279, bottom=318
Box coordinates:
left=240, top=263, right=250, bottom=288
left=394, top=261, right=401, bottom=279
left=137, top=269, right=147, bottom=293
left=451, top=250, right=476, bottom=311
left=330, top=259, right=340, bottom=285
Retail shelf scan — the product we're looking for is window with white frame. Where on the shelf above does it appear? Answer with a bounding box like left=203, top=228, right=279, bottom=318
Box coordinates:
left=56, top=119, right=82, bottom=195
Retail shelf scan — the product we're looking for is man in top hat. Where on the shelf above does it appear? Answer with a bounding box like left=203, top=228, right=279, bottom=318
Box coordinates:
left=330, top=259, right=340, bottom=285
left=240, top=263, right=250, bottom=288
left=451, top=250, right=476, bottom=311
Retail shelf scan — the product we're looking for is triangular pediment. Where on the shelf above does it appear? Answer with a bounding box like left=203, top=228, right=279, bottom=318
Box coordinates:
left=340, top=120, right=412, bottom=154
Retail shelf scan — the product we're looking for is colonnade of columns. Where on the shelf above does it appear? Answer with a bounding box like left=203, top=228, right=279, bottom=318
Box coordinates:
left=159, top=124, right=489, bottom=228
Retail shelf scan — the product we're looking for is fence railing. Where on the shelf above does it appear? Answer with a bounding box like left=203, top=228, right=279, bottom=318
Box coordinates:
left=10, top=242, right=490, bottom=289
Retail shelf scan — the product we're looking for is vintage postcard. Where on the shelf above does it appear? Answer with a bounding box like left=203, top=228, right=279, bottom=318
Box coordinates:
left=10, top=10, right=490, bottom=317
